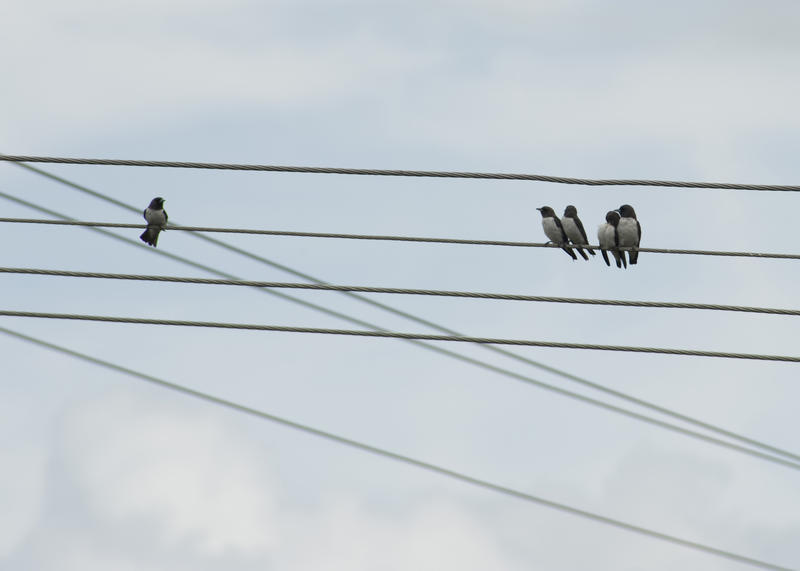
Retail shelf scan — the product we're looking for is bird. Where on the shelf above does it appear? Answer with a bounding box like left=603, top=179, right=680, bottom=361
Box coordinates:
left=617, top=204, right=641, bottom=265
left=561, top=205, right=595, bottom=261
left=598, top=210, right=624, bottom=268
left=537, top=206, right=577, bottom=260
left=140, top=197, right=168, bottom=247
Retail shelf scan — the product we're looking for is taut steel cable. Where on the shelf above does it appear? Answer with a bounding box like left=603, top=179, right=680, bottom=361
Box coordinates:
left=2, top=267, right=800, bottom=317
left=3, top=188, right=800, bottom=468
left=0, top=325, right=790, bottom=571
left=0, top=217, right=798, bottom=260
left=2, top=154, right=799, bottom=191
left=2, top=310, right=800, bottom=364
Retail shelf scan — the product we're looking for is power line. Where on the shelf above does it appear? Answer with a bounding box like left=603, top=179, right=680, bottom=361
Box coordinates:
left=4, top=266, right=800, bottom=317
left=3, top=309, right=800, bottom=365
left=5, top=177, right=800, bottom=469
left=0, top=325, right=791, bottom=571
left=2, top=154, right=799, bottom=191
left=2, top=217, right=799, bottom=260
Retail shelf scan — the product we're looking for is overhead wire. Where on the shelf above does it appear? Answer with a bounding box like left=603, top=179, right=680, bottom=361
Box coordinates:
left=0, top=325, right=791, bottom=571
left=1, top=217, right=798, bottom=260
left=4, top=170, right=800, bottom=467
left=2, top=309, right=800, bottom=365
left=3, top=266, right=800, bottom=317
left=2, top=154, right=799, bottom=191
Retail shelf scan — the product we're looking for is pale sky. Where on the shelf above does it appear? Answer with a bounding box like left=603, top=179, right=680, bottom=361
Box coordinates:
left=2, top=1, right=800, bottom=569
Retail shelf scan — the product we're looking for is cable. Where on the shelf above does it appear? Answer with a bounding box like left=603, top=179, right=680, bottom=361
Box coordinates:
left=4, top=266, right=800, bottom=317
left=3, top=309, right=800, bottom=365
left=0, top=325, right=791, bottom=571
left=1, top=217, right=798, bottom=260
left=5, top=177, right=800, bottom=469
left=2, top=154, right=799, bottom=191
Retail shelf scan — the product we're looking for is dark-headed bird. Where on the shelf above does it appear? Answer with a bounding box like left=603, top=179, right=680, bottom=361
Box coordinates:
left=598, top=210, right=624, bottom=268
left=617, top=204, right=641, bottom=265
left=561, top=205, right=595, bottom=261
left=140, top=197, right=168, bottom=247
left=537, top=206, right=577, bottom=260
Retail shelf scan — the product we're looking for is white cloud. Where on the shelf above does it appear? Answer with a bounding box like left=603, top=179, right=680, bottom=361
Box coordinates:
left=51, top=390, right=526, bottom=569
left=1, top=0, right=442, bottom=147
left=0, top=397, right=47, bottom=557
left=61, top=392, right=279, bottom=557
left=0, top=445, right=46, bottom=557
left=277, top=498, right=525, bottom=571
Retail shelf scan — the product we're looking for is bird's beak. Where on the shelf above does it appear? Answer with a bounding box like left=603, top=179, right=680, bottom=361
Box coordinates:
left=536, top=207, right=542, bottom=211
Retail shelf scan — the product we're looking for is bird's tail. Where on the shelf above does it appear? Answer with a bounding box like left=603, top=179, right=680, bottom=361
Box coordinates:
left=140, top=227, right=160, bottom=247
left=629, top=248, right=639, bottom=264
left=586, top=247, right=596, bottom=256
left=601, top=249, right=610, bottom=267
left=562, top=247, right=578, bottom=261
left=575, top=247, right=589, bottom=261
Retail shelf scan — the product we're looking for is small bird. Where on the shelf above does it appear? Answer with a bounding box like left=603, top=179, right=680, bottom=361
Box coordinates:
left=537, top=206, right=577, bottom=260
left=598, top=210, right=624, bottom=268
left=140, top=197, right=168, bottom=247
left=617, top=204, right=641, bottom=265
left=561, top=205, right=595, bottom=261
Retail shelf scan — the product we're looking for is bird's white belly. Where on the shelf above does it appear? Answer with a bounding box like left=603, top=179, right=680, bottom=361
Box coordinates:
left=562, top=218, right=583, bottom=244
left=146, top=209, right=167, bottom=226
left=598, top=223, right=615, bottom=248
left=541, top=218, right=564, bottom=243
left=617, top=218, right=638, bottom=247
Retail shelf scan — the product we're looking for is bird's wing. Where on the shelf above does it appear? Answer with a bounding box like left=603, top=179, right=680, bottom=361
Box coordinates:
left=575, top=217, right=589, bottom=243
left=553, top=216, right=568, bottom=239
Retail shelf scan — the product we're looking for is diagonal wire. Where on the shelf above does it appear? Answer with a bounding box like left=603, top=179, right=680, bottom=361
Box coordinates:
left=4, top=189, right=800, bottom=471
left=9, top=162, right=800, bottom=465
left=4, top=192, right=800, bottom=472
left=3, top=266, right=800, bottom=317
left=1, top=217, right=799, bottom=260
left=2, top=154, right=800, bottom=192
left=0, top=326, right=792, bottom=571
left=4, top=163, right=800, bottom=470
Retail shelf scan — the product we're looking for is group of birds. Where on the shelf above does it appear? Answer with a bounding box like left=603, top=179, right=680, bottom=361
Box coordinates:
left=138, top=196, right=641, bottom=271
left=537, top=204, right=641, bottom=269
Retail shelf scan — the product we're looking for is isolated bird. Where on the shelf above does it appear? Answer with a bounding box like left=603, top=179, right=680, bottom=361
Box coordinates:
left=140, top=197, right=168, bottom=247
left=617, top=204, right=641, bottom=265
left=537, top=206, right=577, bottom=260
left=598, top=210, right=624, bottom=268
left=561, top=205, right=595, bottom=261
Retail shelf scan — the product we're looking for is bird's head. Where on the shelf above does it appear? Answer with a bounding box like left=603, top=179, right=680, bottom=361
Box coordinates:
left=149, top=197, right=165, bottom=209
left=606, top=210, right=620, bottom=226
left=536, top=206, right=555, bottom=218
left=618, top=204, right=636, bottom=218
left=563, top=205, right=578, bottom=218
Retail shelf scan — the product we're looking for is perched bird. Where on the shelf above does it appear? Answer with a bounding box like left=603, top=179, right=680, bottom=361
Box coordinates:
left=140, top=197, right=168, bottom=247
left=537, top=206, right=577, bottom=260
left=598, top=210, right=624, bottom=268
left=561, top=205, right=595, bottom=261
left=617, top=204, right=641, bottom=265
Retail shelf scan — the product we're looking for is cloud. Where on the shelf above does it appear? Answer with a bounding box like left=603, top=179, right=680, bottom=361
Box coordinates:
left=1, top=0, right=442, bottom=147
left=61, top=392, right=279, bottom=557
left=50, top=390, right=525, bottom=569
left=277, top=498, right=525, bottom=571
left=0, top=396, right=47, bottom=557
left=0, top=445, right=46, bottom=557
